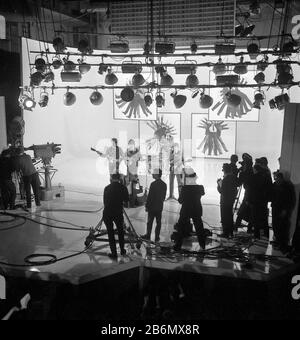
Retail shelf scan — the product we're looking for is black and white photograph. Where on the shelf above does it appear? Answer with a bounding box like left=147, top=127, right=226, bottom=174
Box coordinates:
left=0, top=0, right=300, bottom=327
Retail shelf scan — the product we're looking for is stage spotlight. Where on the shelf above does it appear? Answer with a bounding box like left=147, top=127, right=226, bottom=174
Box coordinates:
left=249, top=1, right=261, bottom=15
left=226, top=92, right=241, bottom=108
left=276, top=60, right=294, bottom=89
left=132, top=71, right=145, bottom=88
left=190, top=41, right=197, bottom=54
left=109, top=39, right=129, bottom=53
left=78, top=61, right=91, bottom=75
left=254, top=72, right=265, bottom=84
left=78, top=39, right=93, bottom=55
left=64, top=90, right=76, bottom=106
left=186, top=71, right=199, bottom=88
left=171, top=91, right=187, bottom=109
left=155, top=92, right=165, bottom=108
left=253, top=91, right=265, bottom=109
left=199, top=92, right=213, bottom=109
left=90, top=90, right=103, bottom=106
left=269, top=93, right=290, bottom=110
left=53, top=37, right=66, bottom=54
left=213, top=58, right=227, bottom=75
left=155, top=41, right=176, bottom=54
left=160, top=70, right=174, bottom=86
left=105, top=68, right=118, bottom=85
left=240, top=24, right=255, bottom=37
left=257, top=56, right=269, bottom=71
left=19, top=91, right=36, bottom=111
left=234, top=56, right=248, bottom=75
left=35, top=58, right=47, bottom=73
left=215, top=43, right=236, bottom=55
left=30, top=72, right=44, bottom=86
left=98, top=63, right=108, bottom=75
left=63, top=60, right=76, bottom=72
left=144, top=92, right=153, bottom=107
left=247, top=42, right=260, bottom=59
left=61, top=72, right=82, bottom=82
left=52, top=57, right=63, bottom=70
left=121, top=87, right=134, bottom=102
left=235, top=24, right=244, bottom=37
left=38, top=90, right=49, bottom=108
left=44, top=70, right=55, bottom=83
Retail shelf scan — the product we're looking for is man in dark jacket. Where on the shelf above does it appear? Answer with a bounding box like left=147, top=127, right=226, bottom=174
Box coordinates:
left=143, top=169, right=167, bottom=242
left=217, top=163, right=238, bottom=238
left=248, top=164, right=272, bottom=239
left=0, top=150, right=16, bottom=210
left=103, top=173, right=129, bottom=259
left=173, top=168, right=206, bottom=251
left=271, top=171, right=296, bottom=252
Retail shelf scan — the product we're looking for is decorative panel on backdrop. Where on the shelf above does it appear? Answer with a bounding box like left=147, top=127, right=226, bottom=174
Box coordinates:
left=192, top=113, right=236, bottom=159
left=208, top=70, right=260, bottom=122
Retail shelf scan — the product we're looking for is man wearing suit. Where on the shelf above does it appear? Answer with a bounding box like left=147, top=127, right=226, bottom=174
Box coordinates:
left=217, top=163, right=238, bottom=238
left=143, top=169, right=167, bottom=242
left=103, top=173, right=129, bottom=259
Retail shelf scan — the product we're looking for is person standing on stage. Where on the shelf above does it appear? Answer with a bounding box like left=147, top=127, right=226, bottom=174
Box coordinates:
left=0, top=149, right=16, bottom=210
left=125, top=139, right=141, bottom=207
left=143, top=169, right=167, bottom=242
left=13, top=147, right=41, bottom=210
left=173, top=168, right=206, bottom=251
left=99, top=138, right=124, bottom=180
left=103, top=173, right=129, bottom=259
left=217, top=163, right=238, bottom=238
left=229, top=154, right=239, bottom=178
left=167, top=139, right=183, bottom=200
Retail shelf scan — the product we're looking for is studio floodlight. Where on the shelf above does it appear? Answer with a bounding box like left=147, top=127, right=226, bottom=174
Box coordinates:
left=186, top=70, right=199, bottom=88
left=249, top=1, right=261, bottom=15
left=234, top=56, right=248, bottom=75
left=160, top=70, right=174, bottom=86
left=144, top=92, right=153, bottom=107
left=269, top=93, right=290, bottom=110
left=39, top=90, right=49, bottom=108
left=35, top=57, right=47, bottom=73
left=254, top=72, right=265, bottom=84
left=190, top=41, right=198, bottom=54
left=226, top=91, right=241, bottom=108
left=132, top=71, right=145, bottom=88
left=253, top=91, right=265, bottom=109
left=105, top=68, right=118, bottom=85
left=155, top=92, right=165, bottom=108
left=155, top=41, right=176, bottom=54
left=19, top=88, right=36, bottom=111
left=64, top=89, right=76, bottom=106
left=240, top=24, right=255, bottom=37
left=53, top=37, right=66, bottom=54
left=109, top=39, right=129, bottom=53
left=199, top=92, right=214, bottom=109
left=78, top=38, right=93, bottom=55
left=30, top=72, right=44, bottom=86
left=52, top=57, right=63, bottom=70
left=171, top=91, right=187, bottom=109
left=121, top=87, right=134, bottom=102
left=213, top=58, right=227, bottom=75
left=90, top=89, right=103, bottom=106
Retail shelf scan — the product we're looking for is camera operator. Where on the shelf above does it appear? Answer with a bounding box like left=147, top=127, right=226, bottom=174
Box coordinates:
left=173, top=168, right=206, bottom=251
left=248, top=164, right=272, bottom=240
left=217, top=164, right=238, bottom=238
left=103, top=173, right=129, bottom=259
left=235, top=153, right=254, bottom=231
left=271, top=171, right=296, bottom=252
left=12, top=147, right=41, bottom=211
left=0, top=149, right=16, bottom=210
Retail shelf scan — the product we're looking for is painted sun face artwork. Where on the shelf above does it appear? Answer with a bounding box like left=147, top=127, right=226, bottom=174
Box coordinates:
left=114, top=81, right=157, bottom=121
left=197, top=119, right=229, bottom=156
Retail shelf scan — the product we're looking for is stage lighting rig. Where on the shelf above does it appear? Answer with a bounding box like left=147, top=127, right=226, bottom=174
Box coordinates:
left=253, top=91, right=265, bottom=109
left=105, top=68, right=118, bottom=85
left=171, top=90, right=187, bottom=109
left=109, top=38, right=129, bottom=53
left=213, top=58, right=227, bottom=75
left=38, top=90, right=49, bottom=108
left=269, top=93, right=290, bottom=110
left=155, top=92, right=165, bottom=108
left=215, top=43, right=236, bottom=55
left=144, top=92, right=153, bottom=107
left=155, top=41, right=176, bottom=54
left=175, top=60, right=197, bottom=74
left=90, top=90, right=103, bottom=105
left=19, top=88, right=36, bottom=111
left=234, top=56, right=248, bottom=75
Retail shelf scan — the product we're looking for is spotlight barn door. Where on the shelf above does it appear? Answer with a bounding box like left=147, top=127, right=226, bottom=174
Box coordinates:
left=280, top=103, right=300, bottom=243
left=0, top=97, right=7, bottom=151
